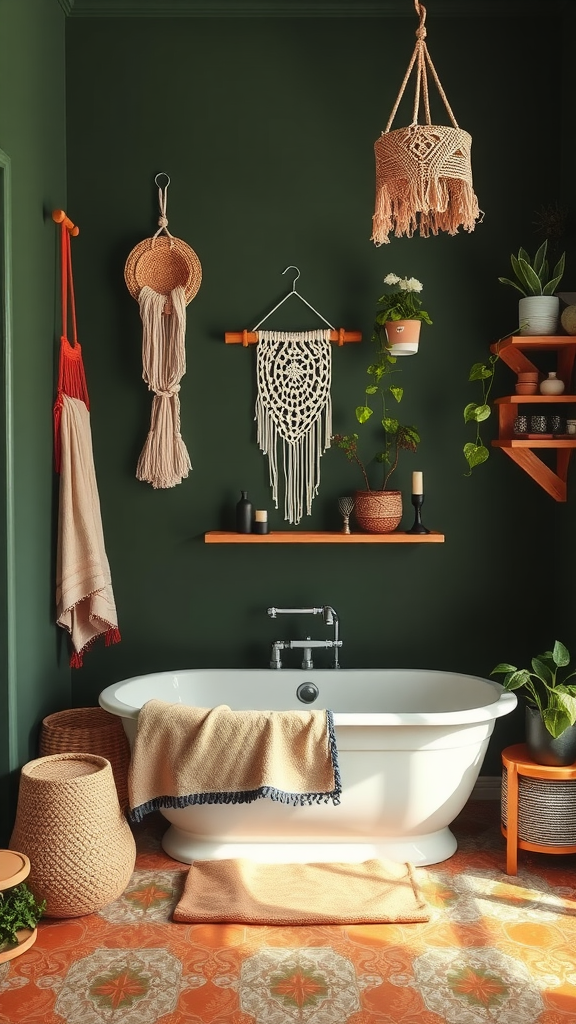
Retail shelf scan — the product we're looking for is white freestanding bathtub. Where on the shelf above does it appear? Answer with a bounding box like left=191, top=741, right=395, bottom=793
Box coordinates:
left=99, top=668, right=516, bottom=866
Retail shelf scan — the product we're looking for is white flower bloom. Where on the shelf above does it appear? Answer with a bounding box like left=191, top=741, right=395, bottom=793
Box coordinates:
left=383, top=273, right=400, bottom=285
left=405, top=277, right=423, bottom=292
left=397, top=278, right=409, bottom=290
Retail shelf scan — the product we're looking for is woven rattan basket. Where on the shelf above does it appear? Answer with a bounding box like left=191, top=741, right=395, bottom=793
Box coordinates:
left=124, top=235, right=202, bottom=310
left=10, top=753, right=136, bottom=918
left=354, top=489, right=402, bottom=533
left=39, top=707, right=131, bottom=810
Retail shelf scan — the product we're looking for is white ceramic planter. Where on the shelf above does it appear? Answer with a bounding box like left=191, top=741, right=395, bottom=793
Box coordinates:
left=519, top=295, right=560, bottom=336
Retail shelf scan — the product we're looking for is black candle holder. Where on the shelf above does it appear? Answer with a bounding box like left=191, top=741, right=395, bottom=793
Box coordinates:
left=407, top=493, right=430, bottom=534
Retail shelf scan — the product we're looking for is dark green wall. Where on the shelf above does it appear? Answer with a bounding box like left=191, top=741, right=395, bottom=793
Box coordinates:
left=0, top=0, right=71, bottom=842
left=60, top=11, right=566, bottom=775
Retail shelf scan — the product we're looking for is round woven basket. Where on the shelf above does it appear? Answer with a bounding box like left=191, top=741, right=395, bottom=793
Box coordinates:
left=39, top=707, right=131, bottom=810
left=501, top=767, right=576, bottom=848
left=10, top=753, right=136, bottom=918
left=124, top=234, right=202, bottom=307
left=354, top=489, right=402, bottom=533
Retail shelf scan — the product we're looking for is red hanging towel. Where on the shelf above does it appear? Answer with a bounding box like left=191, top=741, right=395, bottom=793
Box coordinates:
left=54, top=221, right=121, bottom=667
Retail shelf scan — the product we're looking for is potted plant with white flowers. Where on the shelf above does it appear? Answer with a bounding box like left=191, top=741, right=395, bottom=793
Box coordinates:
left=375, top=272, right=433, bottom=356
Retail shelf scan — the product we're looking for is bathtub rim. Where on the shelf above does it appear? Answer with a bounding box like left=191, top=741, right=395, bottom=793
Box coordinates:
left=98, top=667, right=517, bottom=727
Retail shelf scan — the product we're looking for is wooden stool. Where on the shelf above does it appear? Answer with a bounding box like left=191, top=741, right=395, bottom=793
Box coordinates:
left=0, top=850, right=38, bottom=963
left=501, top=743, right=576, bottom=874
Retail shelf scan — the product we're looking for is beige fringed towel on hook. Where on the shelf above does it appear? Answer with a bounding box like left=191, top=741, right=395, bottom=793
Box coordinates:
left=56, top=395, right=120, bottom=666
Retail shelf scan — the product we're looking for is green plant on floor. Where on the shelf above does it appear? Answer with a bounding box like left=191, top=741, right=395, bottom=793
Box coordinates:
left=491, top=640, right=576, bottom=738
left=498, top=239, right=565, bottom=296
left=0, top=883, right=46, bottom=949
left=332, top=274, right=423, bottom=490
left=463, top=328, right=519, bottom=475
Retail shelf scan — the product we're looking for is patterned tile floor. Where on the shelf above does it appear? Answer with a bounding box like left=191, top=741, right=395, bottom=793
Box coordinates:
left=1, top=800, right=576, bottom=1023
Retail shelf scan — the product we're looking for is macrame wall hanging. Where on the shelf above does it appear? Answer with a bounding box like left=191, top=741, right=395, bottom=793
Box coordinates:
left=371, top=0, right=481, bottom=246
left=124, top=173, right=202, bottom=488
left=224, top=268, right=362, bottom=526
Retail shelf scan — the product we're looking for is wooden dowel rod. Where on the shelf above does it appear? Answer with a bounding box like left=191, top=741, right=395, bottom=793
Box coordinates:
left=225, top=329, right=362, bottom=347
left=52, top=209, right=80, bottom=236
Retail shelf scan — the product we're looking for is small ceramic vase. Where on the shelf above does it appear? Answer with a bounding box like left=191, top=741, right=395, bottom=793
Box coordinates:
left=530, top=414, right=548, bottom=433
left=539, top=372, right=565, bottom=395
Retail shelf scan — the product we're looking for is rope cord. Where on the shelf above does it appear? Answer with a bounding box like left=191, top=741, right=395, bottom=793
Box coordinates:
left=384, top=0, right=458, bottom=133
left=152, top=181, right=175, bottom=248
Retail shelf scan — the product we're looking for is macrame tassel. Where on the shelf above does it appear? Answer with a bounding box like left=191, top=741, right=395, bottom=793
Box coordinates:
left=255, top=331, right=332, bottom=525
left=136, top=284, right=191, bottom=489
left=372, top=174, right=480, bottom=245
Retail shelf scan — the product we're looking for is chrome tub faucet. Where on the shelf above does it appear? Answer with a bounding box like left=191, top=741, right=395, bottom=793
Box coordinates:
left=267, top=606, right=341, bottom=669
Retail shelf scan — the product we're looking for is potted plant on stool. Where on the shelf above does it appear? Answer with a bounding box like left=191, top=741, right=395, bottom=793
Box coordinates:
left=491, top=640, right=576, bottom=766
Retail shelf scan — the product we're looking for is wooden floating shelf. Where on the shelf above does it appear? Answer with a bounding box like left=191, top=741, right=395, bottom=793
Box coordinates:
left=493, top=439, right=576, bottom=448
left=494, top=395, right=576, bottom=404
left=205, top=531, right=445, bottom=544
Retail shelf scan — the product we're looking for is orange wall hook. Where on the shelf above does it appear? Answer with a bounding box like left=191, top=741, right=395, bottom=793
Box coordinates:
left=52, top=209, right=80, bottom=236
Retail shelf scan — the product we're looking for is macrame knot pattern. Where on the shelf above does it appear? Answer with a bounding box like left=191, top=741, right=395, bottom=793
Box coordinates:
left=255, top=330, right=332, bottom=525
left=136, top=284, right=191, bottom=489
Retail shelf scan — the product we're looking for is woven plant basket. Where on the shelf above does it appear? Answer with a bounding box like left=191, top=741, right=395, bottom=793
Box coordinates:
left=124, top=235, right=202, bottom=312
left=10, top=753, right=136, bottom=918
left=354, top=490, right=402, bottom=533
left=39, top=707, right=131, bottom=810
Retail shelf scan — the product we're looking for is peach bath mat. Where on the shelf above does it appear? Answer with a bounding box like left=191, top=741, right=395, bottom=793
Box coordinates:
left=173, top=858, right=429, bottom=925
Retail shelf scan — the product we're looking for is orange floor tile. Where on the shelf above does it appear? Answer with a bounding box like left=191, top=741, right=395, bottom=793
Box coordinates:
left=1, top=800, right=576, bottom=1023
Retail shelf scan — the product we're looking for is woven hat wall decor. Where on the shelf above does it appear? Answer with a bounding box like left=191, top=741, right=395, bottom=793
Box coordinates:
left=124, top=173, right=202, bottom=488
left=371, top=0, right=482, bottom=246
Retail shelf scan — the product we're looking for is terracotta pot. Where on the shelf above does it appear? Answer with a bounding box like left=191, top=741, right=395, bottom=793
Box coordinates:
left=354, top=489, right=402, bottom=533
left=384, top=319, right=421, bottom=355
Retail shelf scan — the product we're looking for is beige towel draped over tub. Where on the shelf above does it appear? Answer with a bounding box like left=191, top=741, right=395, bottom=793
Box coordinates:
left=128, top=698, right=341, bottom=822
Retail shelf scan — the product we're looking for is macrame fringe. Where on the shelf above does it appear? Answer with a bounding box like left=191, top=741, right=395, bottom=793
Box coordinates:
left=255, top=330, right=332, bottom=525
left=372, top=176, right=480, bottom=245
left=136, top=284, right=191, bottom=488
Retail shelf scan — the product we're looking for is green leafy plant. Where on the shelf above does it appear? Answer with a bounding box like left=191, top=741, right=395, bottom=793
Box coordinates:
left=498, top=239, right=565, bottom=296
left=333, top=276, right=424, bottom=489
left=491, top=640, right=576, bottom=739
left=0, top=883, right=46, bottom=948
left=375, top=273, right=433, bottom=325
left=463, top=328, right=520, bottom=475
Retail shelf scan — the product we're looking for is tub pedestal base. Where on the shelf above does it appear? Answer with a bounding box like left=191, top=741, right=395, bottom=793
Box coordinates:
left=161, top=824, right=458, bottom=867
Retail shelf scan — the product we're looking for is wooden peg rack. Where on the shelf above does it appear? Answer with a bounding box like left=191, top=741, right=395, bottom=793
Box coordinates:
left=225, top=329, right=361, bottom=347
left=52, top=209, right=80, bottom=236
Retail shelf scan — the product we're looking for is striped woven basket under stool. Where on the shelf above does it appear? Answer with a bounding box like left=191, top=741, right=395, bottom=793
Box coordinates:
left=39, top=707, right=131, bottom=811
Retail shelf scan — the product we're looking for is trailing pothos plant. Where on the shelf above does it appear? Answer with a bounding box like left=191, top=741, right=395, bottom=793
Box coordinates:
left=463, top=328, right=519, bottom=475
left=491, top=640, right=576, bottom=738
left=333, top=320, right=420, bottom=490
left=0, top=883, right=46, bottom=949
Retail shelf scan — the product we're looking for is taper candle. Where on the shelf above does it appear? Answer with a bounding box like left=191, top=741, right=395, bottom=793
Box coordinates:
left=412, top=471, right=423, bottom=495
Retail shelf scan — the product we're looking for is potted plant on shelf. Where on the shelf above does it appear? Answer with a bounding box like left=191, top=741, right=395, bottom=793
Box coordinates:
left=491, top=640, right=576, bottom=766
left=332, top=273, right=427, bottom=533
left=374, top=272, right=433, bottom=356
left=498, top=240, right=565, bottom=337
left=0, top=882, right=45, bottom=964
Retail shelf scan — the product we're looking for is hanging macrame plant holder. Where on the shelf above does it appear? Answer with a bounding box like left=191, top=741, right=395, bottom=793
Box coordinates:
left=255, top=330, right=332, bottom=526
left=124, top=174, right=202, bottom=488
left=371, top=0, right=481, bottom=246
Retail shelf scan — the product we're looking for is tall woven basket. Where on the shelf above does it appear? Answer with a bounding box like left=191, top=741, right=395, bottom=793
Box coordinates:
left=10, top=753, right=136, bottom=918
left=39, top=707, right=131, bottom=810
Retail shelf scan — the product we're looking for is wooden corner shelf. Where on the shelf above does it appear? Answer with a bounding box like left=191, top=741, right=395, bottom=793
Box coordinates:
left=205, top=531, right=445, bottom=543
left=490, top=335, right=576, bottom=501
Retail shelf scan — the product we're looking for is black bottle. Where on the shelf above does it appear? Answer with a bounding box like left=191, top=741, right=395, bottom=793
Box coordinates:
left=235, top=491, right=253, bottom=533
